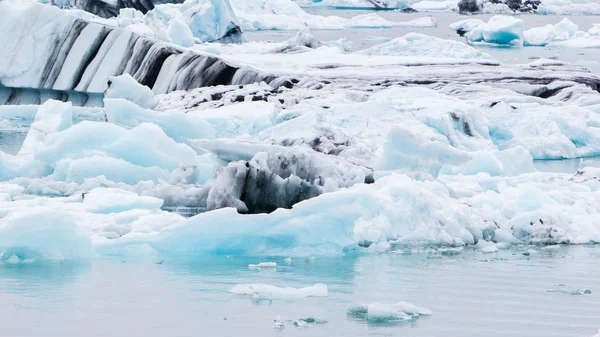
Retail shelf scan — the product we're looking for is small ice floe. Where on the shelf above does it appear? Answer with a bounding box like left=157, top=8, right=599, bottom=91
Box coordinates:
left=284, top=257, right=292, bottom=264
left=547, top=285, right=592, bottom=295
left=347, top=302, right=431, bottom=323
left=248, top=262, right=277, bottom=269
left=230, top=283, right=328, bottom=300
left=274, top=316, right=286, bottom=329
left=273, top=316, right=328, bottom=329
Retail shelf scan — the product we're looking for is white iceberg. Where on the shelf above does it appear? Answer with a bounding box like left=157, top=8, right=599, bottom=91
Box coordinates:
left=523, top=18, right=579, bottom=46
left=463, top=15, right=524, bottom=45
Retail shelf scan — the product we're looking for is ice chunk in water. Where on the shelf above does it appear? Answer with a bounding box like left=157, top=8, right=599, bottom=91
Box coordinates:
left=347, top=302, right=431, bottom=322
left=459, top=15, right=524, bottom=45
left=248, top=262, right=277, bottom=269
left=524, top=18, right=579, bottom=46
left=230, top=283, right=328, bottom=300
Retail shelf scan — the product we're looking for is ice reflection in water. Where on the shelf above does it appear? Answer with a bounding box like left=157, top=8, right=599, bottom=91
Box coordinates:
left=0, top=247, right=599, bottom=337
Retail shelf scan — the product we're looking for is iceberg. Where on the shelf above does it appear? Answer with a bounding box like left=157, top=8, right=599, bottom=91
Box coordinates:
left=462, top=15, right=525, bottom=45
left=523, top=18, right=579, bottom=46
left=0, top=1, right=271, bottom=106
left=357, top=33, right=496, bottom=61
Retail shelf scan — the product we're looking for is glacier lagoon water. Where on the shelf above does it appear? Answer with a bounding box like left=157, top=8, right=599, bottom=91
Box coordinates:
left=1, top=247, right=599, bottom=337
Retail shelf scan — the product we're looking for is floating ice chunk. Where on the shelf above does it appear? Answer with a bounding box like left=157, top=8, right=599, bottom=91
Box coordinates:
left=0, top=208, right=92, bottom=262
left=463, top=15, right=524, bottom=45
left=357, top=33, right=495, bottom=61
left=524, top=19, right=579, bottom=46
left=83, top=188, right=164, bottom=214
left=106, top=74, right=158, bottom=109
left=347, top=302, right=431, bottom=322
left=284, top=27, right=323, bottom=49
left=230, top=283, right=328, bottom=300
left=248, top=262, right=277, bottom=269
left=284, top=257, right=292, bottom=264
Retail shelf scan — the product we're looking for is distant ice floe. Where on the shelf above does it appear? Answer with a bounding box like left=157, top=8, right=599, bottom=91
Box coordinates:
left=230, top=283, right=328, bottom=300
left=453, top=16, right=600, bottom=49
left=230, top=0, right=437, bottom=31
left=347, top=302, right=432, bottom=322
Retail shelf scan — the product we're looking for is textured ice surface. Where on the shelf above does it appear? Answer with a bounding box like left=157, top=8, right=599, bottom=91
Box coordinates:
left=248, top=262, right=277, bottom=269
left=462, top=15, right=525, bottom=45
left=230, top=0, right=437, bottom=31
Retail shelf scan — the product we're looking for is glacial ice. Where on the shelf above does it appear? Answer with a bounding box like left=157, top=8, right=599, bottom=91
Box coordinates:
left=460, top=15, right=525, bottom=45
left=248, top=262, right=277, bottom=269
left=523, top=18, right=579, bottom=46
left=230, top=283, right=328, bottom=299
left=347, top=302, right=431, bottom=322
left=3, top=0, right=600, bottom=262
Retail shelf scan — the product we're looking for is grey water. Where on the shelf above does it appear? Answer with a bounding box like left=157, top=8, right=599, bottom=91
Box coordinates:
left=1, top=247, right=599, bottom=337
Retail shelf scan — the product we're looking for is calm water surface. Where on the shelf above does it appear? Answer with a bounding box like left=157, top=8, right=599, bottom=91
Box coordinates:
left=0, top=247, right=599, bottom=337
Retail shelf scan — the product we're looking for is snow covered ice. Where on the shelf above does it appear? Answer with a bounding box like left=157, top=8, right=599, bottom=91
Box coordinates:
left=2, top=1, right=600, bottom=335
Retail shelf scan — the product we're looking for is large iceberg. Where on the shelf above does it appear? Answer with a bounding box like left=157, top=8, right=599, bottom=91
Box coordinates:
left=3, top=1, right=600, bottom=262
